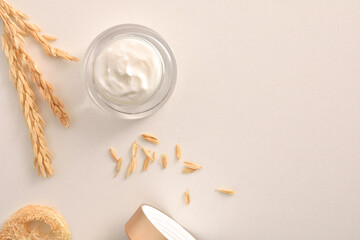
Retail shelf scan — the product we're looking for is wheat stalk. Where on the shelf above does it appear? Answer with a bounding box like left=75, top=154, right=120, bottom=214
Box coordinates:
left=0, top=1, right=78, bottom=177
left=2, top=32, right=53, bottom=178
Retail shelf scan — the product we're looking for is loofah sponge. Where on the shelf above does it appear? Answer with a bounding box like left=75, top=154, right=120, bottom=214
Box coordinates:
left=0, top=204, right=71, bottom=240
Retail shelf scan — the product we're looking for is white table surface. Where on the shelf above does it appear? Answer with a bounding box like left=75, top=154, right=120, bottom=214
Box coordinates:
left=0, top=0, right=360, bottom=239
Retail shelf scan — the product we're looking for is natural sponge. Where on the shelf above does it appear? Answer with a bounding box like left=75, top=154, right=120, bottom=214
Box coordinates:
left=0, top=204, right=71, bottom=240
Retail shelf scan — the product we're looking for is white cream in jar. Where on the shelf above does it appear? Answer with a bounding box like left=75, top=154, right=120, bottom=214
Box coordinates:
left=93, top=37, right=163, bottom=104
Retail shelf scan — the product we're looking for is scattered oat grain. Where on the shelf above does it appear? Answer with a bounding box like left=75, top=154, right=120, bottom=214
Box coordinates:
left=132, top=157, right=137, bottom=173
left=152, top=151, right=156, bottom=163
left=182, top=167, right=196, bottom=174
left=114, top=157, right=122, bottom=177
left=142, top=133, right=159, bottom=144
left=142, top=157, right=150, bottom=172
left=176, top=144, right=181, bottom=161
left=139, top=145, right=153, bottom=161
left=126, top=163, right=132, bottom=179
left=184, top=161, right=202, bottom=170
left=132, top=140, right=138, bottom=157
left=109, top=147, right=118, bottom=162
left=215, top=188, right=236, bottom=195
left=130, top=140, right=138, bottom=174
left=126, top=140, right=139, bottom=178
left=142, top=150, right=151, bottom=172
left=162, top=154, right=167, bottom=169
left=184, top=190, right=190, bottom=205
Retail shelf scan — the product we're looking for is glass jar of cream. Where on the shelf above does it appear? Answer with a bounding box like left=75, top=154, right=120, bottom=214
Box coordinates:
left=83, top=24, right=177, bottom=119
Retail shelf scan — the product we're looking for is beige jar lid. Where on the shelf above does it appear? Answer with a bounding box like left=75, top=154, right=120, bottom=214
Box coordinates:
left=125, top=204, right=196, bottom=240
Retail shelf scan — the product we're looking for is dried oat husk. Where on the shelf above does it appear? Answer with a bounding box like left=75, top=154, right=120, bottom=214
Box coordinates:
left=0, top=204, right=71, bottom=240
left=0, top=0, right=78, bottom=178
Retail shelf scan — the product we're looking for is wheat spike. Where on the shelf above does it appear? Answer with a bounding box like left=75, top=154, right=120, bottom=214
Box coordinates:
left=0, top=6, right=70, bottom=127
left=1, top=31, right=52, bottom=178
left=0, top=0, right=78, bottom=177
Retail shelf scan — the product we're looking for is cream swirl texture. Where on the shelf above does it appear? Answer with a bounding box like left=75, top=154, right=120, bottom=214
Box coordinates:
left=93, top=38, right=162, bottom=104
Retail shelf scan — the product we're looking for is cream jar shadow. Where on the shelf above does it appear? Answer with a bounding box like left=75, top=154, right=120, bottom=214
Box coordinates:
left=83, top=24, right=177, bottom=119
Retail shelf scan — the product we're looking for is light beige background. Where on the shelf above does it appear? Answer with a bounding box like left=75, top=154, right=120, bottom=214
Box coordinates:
left=0, top=0, right=359, bottom=239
